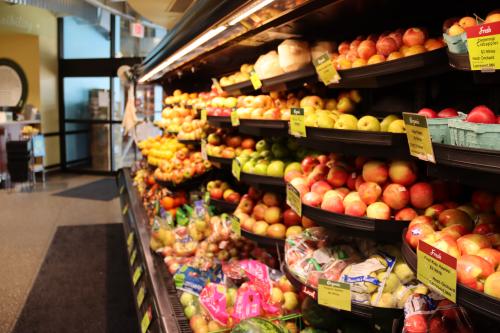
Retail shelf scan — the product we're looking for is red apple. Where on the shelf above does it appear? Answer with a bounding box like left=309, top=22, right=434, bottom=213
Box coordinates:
left=403, top=27, right=426, bottom=46
left=382, top=183, right=410, bottom=210
left=302, top=192, right=323, bottom=207
left=283, top=208, right=301, bottom=227
left=345, top=200, right=367, bottom=217
left=362, top=160, right=388, bottom=184
left=376, top=36, right=398, bottom=56
left=437, top=108, right=459, bottom=118
left=485, top=272, right=500, bottom=298
left=417, top=108, right=437, bottom=118
left=395, top=207, right=418, bottom=221
left=306, top=164, right=329, bottom=186
left=285, top=170, right=303, bottom=183
left=388, top=30, right=403, bottom=48
left=326, top=166, right=348, bottom=187
left=424, top=204, right=446, bottom=219
left=357, top=40, right=377, bottom=60
left=210, top=187, right=223, bottom=200
left=346, top=172, right=358, bottom=190
left=263, top=192, right=281, bottom=207
left=358, top=182, right=382, bottom=204
left=410, top=182, right=434, bottom=209
left=301, top=156, right=319, bottom=173
left=477, top=248, right=500, bottom=270
left=404, top=313, right=427, bottom=333
left=389, top=160, right=417, bottom=186
left=429, top=317, right=448, bottom=333
left=441, top=224, right=468, bottom=240
left=311, top=180, right=333, bottom=197
left=320, top=192, right=344, bottom=214
left=457, top=254, right=495, bottom=291
left=438, top=209, right=473, bottom=231
left=472, top=190, right=495, bottom=212
left=226, top=192, right=241, bottom=203
left=247, top=187, right=262, bottom=201
left=253, top=203, right=268, bottom=221
left=424, top=233, right=461, bottom=258
left=409, top=215, right=435, bottom=228
left=366, top=202, right=391, bottom=220
left=457, top=234, right=492, bottom=256
left=406, top=223, right=435, bottom=249
left=301, top=216, right=316, bottom=228
left=338, top=41, right=350, bottom=55
left=466, top=105, right=496, bottom=124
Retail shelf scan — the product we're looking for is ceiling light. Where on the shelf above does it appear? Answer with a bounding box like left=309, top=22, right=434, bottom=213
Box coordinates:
left=228, top=0, right=276, bottom=26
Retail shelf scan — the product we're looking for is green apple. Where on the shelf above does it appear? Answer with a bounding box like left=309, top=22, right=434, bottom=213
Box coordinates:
left=296, top=147, right=309, bottom=160
left=237, top=155, right=249, bottom=165
left=380, top=115, right=400, bottom=132
left=242, top=160, right=255, bottom=173
left=394, top=261, right=415, bottom=284
left=334, top=114, right=358, bottom=130
left=317, top=113, right=336, bottom=128
left=305, top=114, right=318, bottom=127
left=250, top=151, right=260, bottom=159
left=388, top=119, right=405, bottom=133
left=271, top=143, right=289, bottom=159
left=337, top=96, right=354, bottom=113
left=284, top=162, right=302, bottom=175
left=224, top=97, right=238, bottom=108
left=254, top=162, right=269, bottom=176
left=184, top=304, right=197, bottom=319
left=180, top=292, right=196, bottom=307
left=287, top=139, right=299, bottom=151
left=227, top=288, right=237, bottom=307
left=259, top=150, right=272, bottom=159
left=267, top=160, right=285, bottom=177
left=357, top=115, right=381, bottom=131
left=255, top=140, right=269, bottom=152
left=377, top=272, right=400, bottom=293
left=283, top=292, right=299, bottom=311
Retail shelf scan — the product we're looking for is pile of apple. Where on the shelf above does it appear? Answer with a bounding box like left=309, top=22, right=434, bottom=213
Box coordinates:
left=153, top=148, right=212, bottom=184
left=164, top=89, right=198, bottom=107
left=219, top=63, right=253, bottom=86
left=234, top=188, right=308, bottom=240
left=205, top=131, right=256, bottom=159
left=138, top=136, right=186, bottom=166
left=405, top=189, right=500, bottom=299
left=288, top=154, right=444, bottom=221
left=176, top=119, right=207, bottom=141
left=332, top=27, right=445, bottom=70
left=444, top=11, right=500, bottom=37
left=417, top=105, right=499, bottom=124
left=206, top=180, right=241, bottom=204
left=156, top=105, right=198, bottom=132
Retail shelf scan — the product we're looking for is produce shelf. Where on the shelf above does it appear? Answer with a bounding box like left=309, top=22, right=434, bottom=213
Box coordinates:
left=118, top=168, right=191, bottom=333
left=329, top=49, right=449, bottom=88
left=241, top=229, right=285, bottom=247
left=238, top=119, right=289, bottom=137
left=400, top=229, right=500, bottom=322
left=261, top=65, right=316, bottom=92
left=299, top=128, right=409, bottom=158
left=426, top=163, right=499, bottom=193
left=207, top=155, right=233, bottom=168
left=432, top=143, right=500, bottom=175
left=302, top=204, right=409, bottom=242
left=207, top=116, right=232, bottom=128
left=221, top=80, right=254, bottom=94
left=155, top=171, right=213, bottom=191
left=239, top=172, right=286, bottom=191
left=209, top=198, right=238, bottom=213
left=283, top=265, right=404, bottom=327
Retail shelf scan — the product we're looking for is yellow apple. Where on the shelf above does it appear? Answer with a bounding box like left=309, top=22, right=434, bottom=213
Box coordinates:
left=388, top=119, right=405, bottom=133
left=334, top=114, right=358, bottom=130
left=357, top=115, right=381, bottom=131
left=325, top=98, right=337, bottom=110
left=300, top=96, right=324, bottom=109
left=380, top=115, right=400, bottom=132
left=305, top=114, right=318, bottom=127
left=317, top=114, right=336, bottom=128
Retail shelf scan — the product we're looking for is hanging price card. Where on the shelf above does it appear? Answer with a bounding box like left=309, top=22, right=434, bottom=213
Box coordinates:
left=122, top=203, right=129, bottom=216
left=200, top=108, right=207, bottom=122
left=402, top=113, right=435, bottom=163
left=318, top=279, right=351, bottom=312
left=290, top=108, right=306, bottom=137
left=211, top=78, right=224, bottom=94
left=313, top=53, right=341, bottom=85
left=137, top=286, right=145, bottom=308
left=230, top=215, right=241, bottom=237
left=466, top=21, right=500, bottom=71
left=231, top=108, right=240, bottom=126
left=232, top=158, right=241, bottom=181
left=286, top=183, right=302, bottom=216
left=130, top=248, right=137, bottom=266
left=250, top=70, right=262, bottom=90
left=201, top=139, right=208, bottom=161
left=141, top=308, right=152, bottom=333
left=133, top=266, right=143, bottom=286
left=417, top=240, right=457, bottom=303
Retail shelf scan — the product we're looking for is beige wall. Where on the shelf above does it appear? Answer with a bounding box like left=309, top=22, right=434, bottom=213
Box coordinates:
left=0, top=3, right=59, bottom=166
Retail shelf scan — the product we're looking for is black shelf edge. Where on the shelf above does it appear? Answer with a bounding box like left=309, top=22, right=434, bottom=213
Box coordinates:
left=207, top=155, right=233, bottom=167
left=238, top=119, right=289, bottom=137
left=177, top=139, right=201, bottom=145
left=207, top=116, right=233, bottom=128
left=432, top=143, right=500, bottom=175
left=302, top=204, right=409, bottom=242
left=221, top=80, right=254, bottom=94
left=261, top=65, right=316, bottom=92
left=401, top=229, right=500, bottom=322
left=241, top=229, right=285, bottom=247
left=239, top=172, right=286, bottom=191
left=426, top=163, right=499, bottom=193
left=209, top=198, right=238, bottom=213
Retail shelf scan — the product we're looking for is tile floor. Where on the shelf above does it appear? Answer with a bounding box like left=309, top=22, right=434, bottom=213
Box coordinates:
left=0, top=173, right=122, bottom=333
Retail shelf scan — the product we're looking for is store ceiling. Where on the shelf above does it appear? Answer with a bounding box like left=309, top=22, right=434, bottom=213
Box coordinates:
left=126, top=0, right=194, bottom=29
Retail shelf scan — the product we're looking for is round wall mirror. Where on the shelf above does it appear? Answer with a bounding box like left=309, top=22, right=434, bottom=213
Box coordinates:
left=0, top=58, right=28, bottom=113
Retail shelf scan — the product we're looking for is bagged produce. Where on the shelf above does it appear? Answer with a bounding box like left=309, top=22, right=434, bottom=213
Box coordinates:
left=278, top=39, right=311, bottom=72
left=310, top=41, right=336, bottom=60
left=254, top=51, right=285, bottom=79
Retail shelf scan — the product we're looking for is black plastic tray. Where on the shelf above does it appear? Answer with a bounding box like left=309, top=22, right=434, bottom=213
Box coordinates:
left=401, top=229, right=500, bottom=322
left=238, top=119, right=289, bottom=137
left=447, top=50, right=471, bottom=71
left=426, top=163, right=499, bottom=193
left=301, top=127, right=409, bottom=158
left=239, top=172, right=286, bottom=191
left=330, top=49, right=449, bottom=88
left=209, top=198, right=238, bottom=213
left=261, top=65, right=316, bottom=92
left=433, top=143, right=500, bottom=175
left=221, top=80, right=254, bottom=94
left=207, top=155, right=233, bottom=168
left=283, top=265, right=404, bottom=322
left=155, top=171, right=211, bottom=191
left=177, top=139, right=201, bottom=145
left=207, top=116, right=233, bottom=128
left=241, top=229, right=285, bottom=247
left=302, top=204, right=409, bottom=242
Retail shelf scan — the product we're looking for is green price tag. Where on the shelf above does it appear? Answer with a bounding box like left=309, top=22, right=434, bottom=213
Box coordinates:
left=313, top=53, right=341, bottom=85
left=137, top=286, right=146, bottom=308
left=201, top=108, right=207, bottom=122
left=417, top=240, right=457, bottom=303
left=250, top=70, right=262, bottom=90
left=318, top=279, right=351, bottom=312
left=232, top=158, right=241, bottom=181
left=141, top=308, right=152, bottom=333
left=133, top=266, right=143, bottom=286
left=130, top=248, right=137, bottom=266
left=122, top=203, right=129, bottom=216
left=402, top=113, right=435, bottom=163
left=230, top=215, right=241, bottom=236
left=465, top=21, right=500, bottom=71
left=231, top=109, right=240, bottom=126
left=201, top=139, right=208, bottom=161
left=120, top=185, right=125, bottom=194
left=290, top=107, right=306, bottom=137
left=286, top=183, right=302, bottom=216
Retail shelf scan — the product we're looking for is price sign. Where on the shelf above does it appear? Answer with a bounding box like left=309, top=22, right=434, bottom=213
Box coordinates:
left=130, top=248, right=137, bottom=266
left=232, top=158, right=241, bottom=181
left=141, top=308, right=152, bottom=333
left=201, top=139, right=208, bottom=161
left=417, top=240, right=457, bottom=303
left=200, top=108, right=207, bottom=122
left=290, top=107, right=306, bottom=137
left=313, top=53, right=341, bottom=85
left=230, top=215, right=241, bottom=236
left=402, top=113, right=435, bottom=163
left=286, top=183, right=302, bottom=216
left=137, top=286, right=146, bottom=308
left=122, top=203, right=129, bottom=216
left=250, top=70, right=262, bottom=90
left=231, top=109, right=240, bottom=126
left=133, top=266, right=143, bottom=286
left=211, top=78, right=224, bottom=94
left=318, top=279, right=351, bottom=312
left=120, top=185, right=125, bottom=194
left=466, top=21, right=500, bottom=71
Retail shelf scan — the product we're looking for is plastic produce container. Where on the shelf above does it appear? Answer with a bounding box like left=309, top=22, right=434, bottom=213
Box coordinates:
left=428, top=112, right=466, bottom=144
left=449, top=118, right=500, bottom=151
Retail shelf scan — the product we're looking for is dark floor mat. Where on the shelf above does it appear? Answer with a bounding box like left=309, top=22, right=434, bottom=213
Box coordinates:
left=53, top=178, right=118, bottom=201
left=12, top=224, right=139, bottom=333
